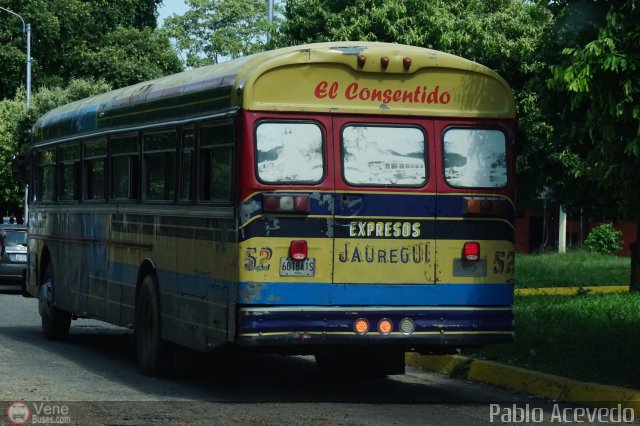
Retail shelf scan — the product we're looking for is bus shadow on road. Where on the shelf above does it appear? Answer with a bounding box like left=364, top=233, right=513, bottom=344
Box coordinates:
left=1, top=321, right=526, bottom=404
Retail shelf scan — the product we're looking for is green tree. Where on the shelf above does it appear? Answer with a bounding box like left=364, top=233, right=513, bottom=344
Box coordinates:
left=0, top=79, right=112, bottom=213
left=549, top=0, right=640, bottom=290
left=0, top=0, right=181, bottom=99
left=281, top=0, right=554, bottom=200
left=69, top=26, right=183, bottom=89
left=163, top=0, right=279, bottom=67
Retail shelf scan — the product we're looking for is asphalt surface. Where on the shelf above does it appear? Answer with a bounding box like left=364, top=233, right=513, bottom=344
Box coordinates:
left=0, top=290, right=625, bottom=425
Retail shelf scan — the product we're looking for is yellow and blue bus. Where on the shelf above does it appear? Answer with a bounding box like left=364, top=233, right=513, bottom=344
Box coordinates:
left=26, top=42, right=516, bottom=376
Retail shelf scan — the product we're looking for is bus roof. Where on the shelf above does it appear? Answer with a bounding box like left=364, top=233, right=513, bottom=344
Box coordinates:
left=32, top=41, right=515, bottom=145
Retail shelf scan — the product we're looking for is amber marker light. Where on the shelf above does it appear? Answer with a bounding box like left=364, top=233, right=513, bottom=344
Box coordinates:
left=380, top=56, right=389, bottom=69
left=403, top=57, right=412, bottom=70
left=377, top=318, right=393, bottom=335
left=357, top=54, right=366, bottom=68
left=354, top=318, right=369, bottom=335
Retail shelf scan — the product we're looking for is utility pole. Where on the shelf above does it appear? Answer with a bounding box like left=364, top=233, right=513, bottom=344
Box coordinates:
left=0, top=7, right=31, bottom=108
left=0, top=7, right=31, bottom=223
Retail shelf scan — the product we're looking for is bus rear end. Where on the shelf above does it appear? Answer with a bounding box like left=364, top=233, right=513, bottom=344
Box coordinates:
left=234, top=43, right=515, bottom=374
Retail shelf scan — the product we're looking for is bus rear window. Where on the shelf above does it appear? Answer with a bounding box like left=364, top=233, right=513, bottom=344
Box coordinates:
left=342, top=125, right=426, bottom=186
left=256, top=122, right=323, bottom=184
left=443, top=129, right=507, bottom=188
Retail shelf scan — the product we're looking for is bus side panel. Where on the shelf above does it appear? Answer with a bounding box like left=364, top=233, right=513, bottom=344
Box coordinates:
left=109, top=212, right=236, bottom=351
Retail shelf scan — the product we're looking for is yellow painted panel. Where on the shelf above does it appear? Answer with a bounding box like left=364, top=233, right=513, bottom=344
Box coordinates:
left=436, top=239, right=515, bottom=284
left=248, top=64, right=514, bottom=117
left=333, top=238, right=434, bottom=284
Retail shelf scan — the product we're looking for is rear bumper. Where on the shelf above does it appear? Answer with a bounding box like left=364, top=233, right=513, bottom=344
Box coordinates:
left=236, top=305, right=513, bottom=349
left=0, top=263, right=27, bottom=282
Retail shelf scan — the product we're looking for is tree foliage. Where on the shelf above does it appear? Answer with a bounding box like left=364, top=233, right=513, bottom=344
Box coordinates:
left=549, top=0, right=640, bottom=221
left=0, top=79, right=112, bottom=212
left=0, top=0, right=181, bottom=99
left=281, top=0, right=554, bottom=200
left=164, top=0, right=279, bottom=67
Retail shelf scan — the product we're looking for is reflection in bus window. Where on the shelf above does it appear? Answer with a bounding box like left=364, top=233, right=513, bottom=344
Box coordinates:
left=342, top=126, right=426, bottom=186
left=37, top=148, right=56, bottom=202
left=443, top=129, right=507, bottom=188
left=256, top=122, right=323, bottom=183
left=144, top=131, right=176, bottom=201
left=84, top=139, right=107, bottom=200
left=180, top=129, right=194, bottom=201
left=111, top=135, right=139, bottom=200
left=200, top=124, right=233, bottom=201
left=59, top=144, right=80, bottom=201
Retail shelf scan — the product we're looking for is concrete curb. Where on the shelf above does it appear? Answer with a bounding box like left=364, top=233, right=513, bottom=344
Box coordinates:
left=405, top=353, right=640, bottom=411
left=515, top=286, right=629, bottom=296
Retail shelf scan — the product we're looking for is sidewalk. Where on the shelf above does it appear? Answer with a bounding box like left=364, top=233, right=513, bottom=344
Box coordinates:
left=406, top=285, right=638, bottom=410
left=405, top=353, right=640, bottom=411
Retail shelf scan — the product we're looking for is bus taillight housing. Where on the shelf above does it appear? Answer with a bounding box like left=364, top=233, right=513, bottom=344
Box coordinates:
left=263, top=194, right=310, bottom=213
left=462, top=241, right=480, bottom=263
left=289, top=240, right=308, bottom=261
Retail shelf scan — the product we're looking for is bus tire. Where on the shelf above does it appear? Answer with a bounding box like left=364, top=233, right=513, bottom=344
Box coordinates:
left=38, top=263, right=72, bottom=340
left=135, top=274, right=169, bottom=376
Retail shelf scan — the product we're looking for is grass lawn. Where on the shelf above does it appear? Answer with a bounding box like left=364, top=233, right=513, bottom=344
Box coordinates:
left=515, top=251, right=629, bottom=288
left=466, top=292, right=640, bottom=389
left=462, top=251, right=638, bottom=389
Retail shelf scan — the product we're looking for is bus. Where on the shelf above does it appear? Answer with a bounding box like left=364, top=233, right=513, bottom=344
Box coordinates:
left=25, top=42, right=516, bottom=376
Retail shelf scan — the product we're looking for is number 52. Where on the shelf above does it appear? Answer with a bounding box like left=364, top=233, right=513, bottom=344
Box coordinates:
left=493, top=251, right=514, bottom=274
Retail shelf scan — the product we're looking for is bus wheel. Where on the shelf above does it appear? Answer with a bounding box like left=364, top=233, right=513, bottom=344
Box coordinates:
left=38, top=264, right=72, bottom=340
left=135, top=274, right=169, bottom=376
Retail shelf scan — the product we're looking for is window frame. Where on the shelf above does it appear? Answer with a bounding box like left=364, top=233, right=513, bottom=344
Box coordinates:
left=83, top=138, right=108, bottom=202
left=197, top=120, right=235, bottom=204
left=142, top=129, right=178, bottom=203
left=109, top=133, right=141, bottom=202
left=57, top=142, right=81, bottom=203
left=36, top=147, right=57, bottom=203
left=178, top=127, right=195, bottom=204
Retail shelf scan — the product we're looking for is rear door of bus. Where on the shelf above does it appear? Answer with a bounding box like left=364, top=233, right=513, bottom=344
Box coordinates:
left=331, top=116, right=437, bottom=301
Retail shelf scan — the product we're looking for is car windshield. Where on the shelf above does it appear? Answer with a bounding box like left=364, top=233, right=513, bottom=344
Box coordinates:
left=3, top=231, right=27, bottom=246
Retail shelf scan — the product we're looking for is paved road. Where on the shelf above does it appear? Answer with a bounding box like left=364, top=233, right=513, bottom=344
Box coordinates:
left=0, top=291, right=620, bottom=425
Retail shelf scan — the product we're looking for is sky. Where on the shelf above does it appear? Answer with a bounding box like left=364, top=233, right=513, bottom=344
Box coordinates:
left=157, top=0, right=188, bottom=26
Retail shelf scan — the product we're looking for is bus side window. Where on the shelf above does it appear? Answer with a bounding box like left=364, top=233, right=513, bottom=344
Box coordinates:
left=143, top=131, right=177, bottom=201
left=58, top=144, right=81, bottom=201
left=84, top=139, right=107, bottom=201
left=111, top=135, right=139, bottom=200
left=180, top=129, right=195, bottom=202
left=37, top=148, right=56, bottom=202
left=199, top=124, right=233, bottom=202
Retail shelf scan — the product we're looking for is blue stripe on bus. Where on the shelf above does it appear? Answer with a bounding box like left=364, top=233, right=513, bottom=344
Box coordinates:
left=106, top=260, right=512, bottom=307
left=238, top=306, right=513, bottom=336
left=241, top=192, right=514, bottom=226
left=238, top=282, right=513, bottom=306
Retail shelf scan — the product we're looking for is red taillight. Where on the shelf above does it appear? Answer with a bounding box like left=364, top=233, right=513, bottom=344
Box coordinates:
left=263, top=195, right=280, bottom=212
left=294, top=195, right=309, bottom=212
left=263, top=194, right=310, bottom=214
left=289, top=240, right=308, bottom=261
left=462, top=241, right=480, bottom=262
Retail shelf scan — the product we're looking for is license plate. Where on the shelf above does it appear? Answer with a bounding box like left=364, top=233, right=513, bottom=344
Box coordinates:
left=279, top=257, right=315, bottom=276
